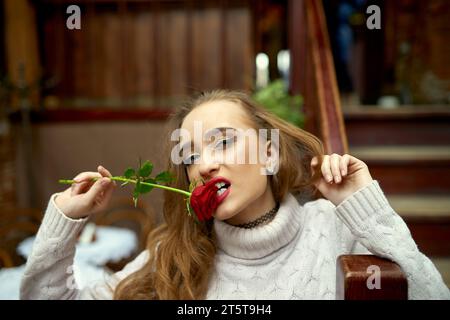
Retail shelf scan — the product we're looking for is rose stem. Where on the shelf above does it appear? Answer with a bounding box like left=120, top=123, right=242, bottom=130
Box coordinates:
left=58, top=177, right=191, bottom=197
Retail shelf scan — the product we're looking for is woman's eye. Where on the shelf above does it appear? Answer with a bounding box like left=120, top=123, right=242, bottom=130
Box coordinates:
left=183, top=154, right=199, bottom=165
left=215, top=137, right=233, bottom=149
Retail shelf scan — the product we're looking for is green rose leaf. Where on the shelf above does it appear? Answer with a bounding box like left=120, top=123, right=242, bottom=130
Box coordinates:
left=124, top=167, right=135, bottom=179
left=155, top=171, right=175, bottom=184
left=139, top=161, right=153, bottom=178
left=139, top=178, right=155, bottom=194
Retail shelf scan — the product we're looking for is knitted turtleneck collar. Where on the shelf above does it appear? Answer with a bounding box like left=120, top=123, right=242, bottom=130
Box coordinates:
left=213, top=193, right=303, bottom=260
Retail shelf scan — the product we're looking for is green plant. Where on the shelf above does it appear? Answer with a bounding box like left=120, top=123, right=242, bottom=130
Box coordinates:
left=252, top=79, right=304, bottom=128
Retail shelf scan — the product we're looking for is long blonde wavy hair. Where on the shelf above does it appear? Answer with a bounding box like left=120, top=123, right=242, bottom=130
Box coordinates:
left=113, top=90, right=324, bottom=299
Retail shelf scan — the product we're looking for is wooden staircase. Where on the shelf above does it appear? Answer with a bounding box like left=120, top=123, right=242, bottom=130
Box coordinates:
left=289, top=0, right=450, bottom=293
left=345, top=106, right=450, bottom=285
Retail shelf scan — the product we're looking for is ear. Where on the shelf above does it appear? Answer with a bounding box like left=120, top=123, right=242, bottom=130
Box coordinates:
left=260, top=140, right=276, bottom=176
left=265, top=138, right=280, bottom=175
left=265, top=140, right=272, bottom=158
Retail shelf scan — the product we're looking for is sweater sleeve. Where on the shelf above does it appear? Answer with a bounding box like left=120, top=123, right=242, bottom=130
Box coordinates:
left=20, top=193, right=148, bottom=300
left=335, top=180, right=450, bottom=300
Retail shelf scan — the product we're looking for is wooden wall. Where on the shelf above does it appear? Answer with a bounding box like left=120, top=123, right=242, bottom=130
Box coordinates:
left=12, top=120, right=169, bottom=222
left=37, top=0, right=254, bottom=109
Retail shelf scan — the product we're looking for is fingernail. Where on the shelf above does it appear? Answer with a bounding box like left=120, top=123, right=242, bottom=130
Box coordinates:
left=326, top=175, right=333, bottom=182
left=335, top=176, right=341, bottom=183
left=341, top=170, right=346, bottom=176
left=101, top=178, right=109, bottom=185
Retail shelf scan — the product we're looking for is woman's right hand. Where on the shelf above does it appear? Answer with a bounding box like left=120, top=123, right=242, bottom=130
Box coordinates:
left=54, top=165, right=117, bottom=219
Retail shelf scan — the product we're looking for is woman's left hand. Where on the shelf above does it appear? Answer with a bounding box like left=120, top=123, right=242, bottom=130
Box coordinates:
left=311, top=154, right=374, bottom=206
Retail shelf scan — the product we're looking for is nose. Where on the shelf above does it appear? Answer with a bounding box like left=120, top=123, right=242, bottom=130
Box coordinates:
left=197, top=154, right=220, bottom=181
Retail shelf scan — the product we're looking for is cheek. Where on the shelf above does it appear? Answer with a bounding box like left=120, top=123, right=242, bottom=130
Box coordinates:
left=234, top=135, right=258, bottom=165
left=215, top=165, right=268, bottom=219
left=233, top=163, right=267, bottom=194
left=186, top=167, right=197, bottom=184
left=250, top=166, right=268, bottom=191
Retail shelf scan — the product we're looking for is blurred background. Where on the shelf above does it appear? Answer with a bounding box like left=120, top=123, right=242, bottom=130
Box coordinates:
left=0, top=0, right=449, bottom=295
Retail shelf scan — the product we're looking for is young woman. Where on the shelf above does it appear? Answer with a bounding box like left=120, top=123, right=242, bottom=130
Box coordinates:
left=21, top=90, right=449, bottom=300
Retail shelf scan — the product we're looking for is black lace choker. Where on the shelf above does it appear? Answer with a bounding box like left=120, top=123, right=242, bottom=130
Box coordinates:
left=235, top=202, right=280, bottom=229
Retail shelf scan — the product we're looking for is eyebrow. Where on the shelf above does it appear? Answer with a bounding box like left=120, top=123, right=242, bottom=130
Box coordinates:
left=204, top=126, right=236, bottom=139
left=180, top=126, right=236, bottom=154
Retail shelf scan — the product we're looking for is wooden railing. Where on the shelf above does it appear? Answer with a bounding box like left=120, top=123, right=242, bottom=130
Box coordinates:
left=288, top=0, right=407, bottom=300
left=337, top=255, right=408, bottom=300
left=289, top=0, right=348, bottom=154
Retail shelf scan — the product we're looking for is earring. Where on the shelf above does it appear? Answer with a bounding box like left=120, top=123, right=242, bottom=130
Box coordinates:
left=265, top=162, right=274, bottom=175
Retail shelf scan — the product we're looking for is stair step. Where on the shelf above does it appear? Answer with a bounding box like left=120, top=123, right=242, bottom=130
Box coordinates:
left=343, top=104, right=450, bottom=117
left=344, top=105, right=450, bottom=146
left=344, top=106, right=450, bottom=272
left=388, top=195, right=450, bottom=257
left=351, top=146, right=450, bottom=162
left=350, top=146, right=450, bottom=195
left=388, top=195, right=450, bottom=220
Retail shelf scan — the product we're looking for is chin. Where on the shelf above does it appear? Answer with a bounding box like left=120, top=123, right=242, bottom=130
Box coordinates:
left=213, top=201, right=239, bottom=221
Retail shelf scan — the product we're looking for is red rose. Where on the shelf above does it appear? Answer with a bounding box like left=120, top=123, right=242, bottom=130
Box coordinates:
left=189, top=180, right=220, bottom=221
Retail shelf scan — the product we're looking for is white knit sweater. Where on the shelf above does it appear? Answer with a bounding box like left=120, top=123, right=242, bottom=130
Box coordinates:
left=20, top=181, right=450, bottom=299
